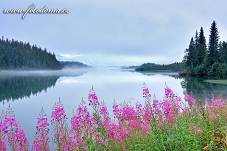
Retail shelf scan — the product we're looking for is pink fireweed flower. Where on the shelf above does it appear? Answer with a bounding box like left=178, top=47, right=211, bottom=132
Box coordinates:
left=88, top=87, right=99, bottom=110
left=54, top=128, right=75, bottom=151
left=143, top=104, right=152, bottom=122
left=105, top=121, right=131, bottom=150
left=143, top=87, right=150, bottom=98
left=0, top=137, right=6, bottom=151
left=0, top=113, right=6, bottom=151
left=65, top=133, right=78, bottom=150
left=122, top=106, right=137, bottom=120
left=99, top=102, right=111, bottom=130
left=184, top=92, right=195, bottom=106
left=142, top=83, right=151, bottom=99
left=95, top=132, right=105, bottom=145
left=51, top=100, right=67, bottom=124
left=165, top=87, right=175, bottom=98
left=100, top=105, right=108, bottom=115
left=2, top=105, right=18, bottom=134
left=161, top=100, right=177, bottom=122
left=135, top=102, right=143, bottom=117
left=113, top=104, right=123, bottom=120
left=2, top=117, right=18, bottom=133
left=15, top=127, right=28, bottom=151
left=183, top=107, right=190, bottom=113
left=71, top=104, right=93, bottom=132
left=165, top=113, right=176, bottom=122
left=121, top=127, right=130, bottom=138
left=33, top=108, right=49, bottom=151
left=0, top=112, right=4, bottom=133
left=152, top=99, right=162, bottom=118
left=162, top=100, right=173, bottom=114
left=3, top=105, right=28, bottom=151
left=141, top=122, right=150, bottom=134
left=165, top=87, right=183, bottom=106
left=175, top=95, right=183, bottom=105
left=142, top=83, right=152, bottom=106
left=71, top=102, right=95, bottom=149
left=51, top=100, right=69, bottom=150
left=129, top=119, right=140, bottom=129
left=206, top=97, right=224, bottom=108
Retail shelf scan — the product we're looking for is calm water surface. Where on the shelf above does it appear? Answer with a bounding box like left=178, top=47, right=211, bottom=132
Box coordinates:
left=0, top=67, right=227, bottom=146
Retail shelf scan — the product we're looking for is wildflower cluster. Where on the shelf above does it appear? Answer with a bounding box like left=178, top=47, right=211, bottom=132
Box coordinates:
left=0, top=113, right=6, bottom=151
left=33, top=108, right=49, bottom=151
left=1, top=105, right=28, bottom=151
left=0, top=86, right=226, bottom=150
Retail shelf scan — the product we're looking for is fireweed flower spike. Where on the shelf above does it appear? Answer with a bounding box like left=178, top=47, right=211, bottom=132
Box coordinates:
left=184, top=92, right=195, bottom=107
left=51, top=99, right=68, bottom=150
left=51, top=99, right=67, bottom=124
left=142, top=83, right=151, bottom=103
left=0, top=112, right=6, bottom=151
left=33, top=108, right=49, bottom=151
left=3, top=105, right=28, bottom=151
left=88, top=86, right=99, bottom=111
left=71, top=100, right=94, bottom=149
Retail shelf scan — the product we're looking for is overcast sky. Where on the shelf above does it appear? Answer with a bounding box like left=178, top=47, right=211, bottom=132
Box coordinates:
left=1, top=0, right=227, bottom=66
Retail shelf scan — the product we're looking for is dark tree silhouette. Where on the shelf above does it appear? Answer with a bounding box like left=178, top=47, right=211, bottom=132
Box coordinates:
left=0, top=37, right=62, bottom=69
left=207, top=21, right=219, bottom=66
left=184, top=37, right=196, bottom=68
left=183, top=21, right=227, bottom=78
left=197, top=27, right=207, bottom=65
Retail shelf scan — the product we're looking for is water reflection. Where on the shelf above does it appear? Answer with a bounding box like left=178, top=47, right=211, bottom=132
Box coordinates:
left=0, top=76, right=59, bottom=102
left=0, top=69, right=88, bottom=102
left=136, top=70, right=227, bottom=101
left=0, top=68, right=227, bottom=104
left=181, top=77, right=227, bottom=101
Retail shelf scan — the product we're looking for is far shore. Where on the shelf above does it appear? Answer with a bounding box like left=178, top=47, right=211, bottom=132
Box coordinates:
left=205, top=79, right=227, bottom=85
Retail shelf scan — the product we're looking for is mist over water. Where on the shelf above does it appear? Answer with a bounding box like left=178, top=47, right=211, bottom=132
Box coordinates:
left=0, top=68, right=89, bottom=77
left=0, top=66, right=227, bottom=146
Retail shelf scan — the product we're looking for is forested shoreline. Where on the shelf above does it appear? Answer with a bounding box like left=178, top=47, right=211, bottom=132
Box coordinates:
left=135, top=62, right=183, bottom=72
left=0, top=37, right=62, bottom=69
left=183, top=21, right=227, bottom=79
left=135, top=21, right=227, bottom=79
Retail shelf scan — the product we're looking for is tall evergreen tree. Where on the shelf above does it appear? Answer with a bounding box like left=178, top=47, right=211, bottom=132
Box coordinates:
left=197, top=27, right=207, bottom=64
left=183, top=21, right=227, bottom=78
left=193, top=31, right=199, bottom=65
left=219, top=41, right=227, bottom=63
left=195, top=31, right=199, bottom=47
left=207, top=21, right=219, bottom=66
left=184, top=37, right=195, bottom=68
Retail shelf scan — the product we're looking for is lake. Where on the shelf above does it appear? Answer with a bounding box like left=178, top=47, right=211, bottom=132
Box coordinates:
left=0, top=67, right=227, bottom=146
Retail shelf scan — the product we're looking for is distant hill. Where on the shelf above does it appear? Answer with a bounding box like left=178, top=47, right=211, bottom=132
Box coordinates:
left=0, top=37, right=62, bottom=69
left=135, top=62, right=184, bottom=72
left=0, top=37, right=89, bottom=70
left=121, top=65, right=138, bottom=70
left=60, top=61, right=89, bottom=68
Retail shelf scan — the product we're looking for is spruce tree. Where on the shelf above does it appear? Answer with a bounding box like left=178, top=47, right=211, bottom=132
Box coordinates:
left=195, top=31, right=199, bottom=47
left=219, top=41, right=227, bottom=63
left=197, top=27, right=207, bottom=64
left=184, top=37, right=195, bottom=68
left=207, top=21, right=219, bottom=66
left=193, top=31, right=199, bottom=65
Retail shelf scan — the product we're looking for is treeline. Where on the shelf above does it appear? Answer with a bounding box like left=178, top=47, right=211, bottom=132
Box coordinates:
left=183, top=21, right=227, bottom=79
left=135, top=62, right=184, bottom=72
left=0, top=37, right=62, bottom=69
